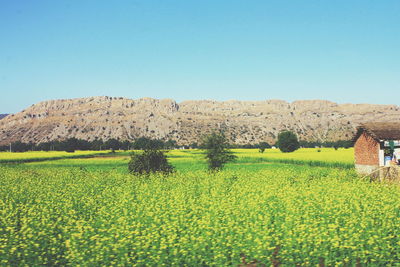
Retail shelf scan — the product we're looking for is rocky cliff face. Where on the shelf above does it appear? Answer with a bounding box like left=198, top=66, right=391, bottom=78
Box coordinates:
left=1, top=96, right=399, bottom=145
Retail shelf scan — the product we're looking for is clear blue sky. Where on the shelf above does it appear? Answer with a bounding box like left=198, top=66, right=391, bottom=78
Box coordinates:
left=1, top=0, right=399, bottom=113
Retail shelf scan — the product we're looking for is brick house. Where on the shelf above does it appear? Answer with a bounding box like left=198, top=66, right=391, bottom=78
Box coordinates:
left=353, top=122, right=400, bottom=175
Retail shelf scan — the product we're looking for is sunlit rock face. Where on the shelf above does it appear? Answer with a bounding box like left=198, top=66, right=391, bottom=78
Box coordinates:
left=1, top=96, right=400, bottom=145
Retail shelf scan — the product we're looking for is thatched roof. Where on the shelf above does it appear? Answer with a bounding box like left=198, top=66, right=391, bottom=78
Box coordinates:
left=354, top=122, right=400, bottom=141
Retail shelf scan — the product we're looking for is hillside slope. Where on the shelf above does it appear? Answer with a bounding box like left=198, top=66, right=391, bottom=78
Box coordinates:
left=1, top=96, right=399, bottom=145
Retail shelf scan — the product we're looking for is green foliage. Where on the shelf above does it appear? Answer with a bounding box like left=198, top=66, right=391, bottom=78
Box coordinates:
left=63, top=138, right=76, bottom=152
left=0, top=137, right=181, bottom=152
left=0, top=136, right=353, bottom=153
left=104, top=138, right=121, bottom=150
left=277, top=131, right=300, bottom=153
left=258, top=142, right=270, bottom=153
left=201, top=131, right=237, bottom=171
left=128, top=149, right=174, bottom=175
left=164, top=139, right=178, bottom=149
left=299, top=139, right=353, bottom=148
left=132, top=137, right=163, bottom=150
left=9, top=141, right=33, bottom=152
left=189, top=142, right=198, bottom=149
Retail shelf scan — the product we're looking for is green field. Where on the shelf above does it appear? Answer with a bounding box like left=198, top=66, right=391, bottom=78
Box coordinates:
left=0, top=150, right=112, bottom=163
left=2, top=148, right=400, bottom=265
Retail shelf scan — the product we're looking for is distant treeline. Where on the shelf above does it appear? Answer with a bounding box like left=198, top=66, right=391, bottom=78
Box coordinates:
left=299, top=140, right=353, bottom=149
left=0, top=137, right=353, bottom=153
left=0, top=137, right=178, bottom=152
left=226, top=140, right=352, bottom=149
left=190, top=139, right=353, bottom=149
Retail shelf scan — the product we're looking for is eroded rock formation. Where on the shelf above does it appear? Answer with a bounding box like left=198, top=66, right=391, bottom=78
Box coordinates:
left=1, top=96, right=399, bottom=145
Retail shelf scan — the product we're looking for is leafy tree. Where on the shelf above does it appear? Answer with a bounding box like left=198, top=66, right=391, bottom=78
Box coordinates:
left=76, top=139, right=91, bottom=150
left=133, top=137, right=164, bottom=150
left=258, top=142, right=270, bottom=153
left=190, top=142, right=198, bottom=149
left=149, top=139, right=165, bottom=150
left=90, top=139, right=104, bottom=150
left=11, top=141, right=31, bottom=152
left=299, top=139, right=353, bottom=148
left=64, top=138, right=80, bottom=152
left=132, top=137, right=149, bottom=150
left=277, top=131, right=300, bottom=153
left=164, top=139, right=177, bottom=149
left=105, top=138, right=120, bottom=150
left=201, top=131, right=237, bottom=171
left=121, top=140, right=131, bottom=151
left=128, top=149, right=174, bottom=175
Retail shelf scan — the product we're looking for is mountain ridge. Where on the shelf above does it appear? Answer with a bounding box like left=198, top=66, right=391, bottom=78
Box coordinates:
left=1, top=96, right=399, bottom=145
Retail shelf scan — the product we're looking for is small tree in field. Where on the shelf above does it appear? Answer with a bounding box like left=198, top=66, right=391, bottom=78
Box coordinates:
left=277, top=131, right=300, bottom=153
left=128, top=149, right=174, bottom=175
left=201, top=131, right=237, bottom=171
left=258, top=142, right=270, bottom=153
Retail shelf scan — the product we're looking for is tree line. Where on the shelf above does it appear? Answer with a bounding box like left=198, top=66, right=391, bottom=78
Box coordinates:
left=0, top=135, right=353, bottom=153
left=0, top=137, right=178, bottom=153
left=299, top=140, right=353, bottom=149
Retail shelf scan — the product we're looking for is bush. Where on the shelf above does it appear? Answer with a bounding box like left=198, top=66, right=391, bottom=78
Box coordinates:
left=258, top=142, right=270, bottom=153
left=128, top=149, right=174, bottom=175
left=201, top=131, right=237, bottom=171
left=277, top=131, right=300, bottom=153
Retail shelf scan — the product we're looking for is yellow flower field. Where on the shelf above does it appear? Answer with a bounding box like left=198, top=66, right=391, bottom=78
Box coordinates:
left=233, top=148, right=354, bottom=163
left=2, top=148, right=399, bottom=265
left=0, top=150, right=111, bottom=163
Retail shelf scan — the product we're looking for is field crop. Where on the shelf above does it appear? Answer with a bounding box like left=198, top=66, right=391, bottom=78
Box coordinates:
left=235, top=148, right=355, bottom=169
left=3, top=148, right=353, bottom=168
left=0, top=151, right=111, bottom=164
left=1, top=149, right=399, bottom=266
left=24, top=148, right=354, bottom=172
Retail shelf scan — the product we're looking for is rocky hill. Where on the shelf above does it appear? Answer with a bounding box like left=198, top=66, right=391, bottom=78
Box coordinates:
left=1, top=96, right=400, bottom=145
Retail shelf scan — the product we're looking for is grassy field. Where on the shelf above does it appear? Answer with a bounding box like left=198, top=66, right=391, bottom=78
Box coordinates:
left=23, top=148, right=355, bottom=172
left=229, top=148, right=354, bottom=169
left=2, top=148, right=400, bottom=265
left=0, top=151, right=112, bottom=163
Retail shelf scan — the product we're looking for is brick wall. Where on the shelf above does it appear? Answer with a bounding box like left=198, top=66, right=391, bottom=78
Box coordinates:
left=354, top=132, right=379, bottom=165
